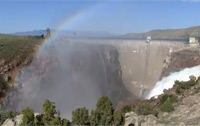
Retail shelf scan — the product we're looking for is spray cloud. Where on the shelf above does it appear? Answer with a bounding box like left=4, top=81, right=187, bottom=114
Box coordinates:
left=147, top=65, right=200, bottom=99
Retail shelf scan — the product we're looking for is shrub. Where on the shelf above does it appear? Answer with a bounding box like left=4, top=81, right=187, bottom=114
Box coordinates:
left=160, top=100, right=174, bottom=112
left=121, top=105, right=131, bottom=113
left=176, top=86, right=184, bottom=95
left=152, top=109, right=159, bottom=117
left=196, top=87, right=200, bottom=93
left=175, top=80, right=197, bottom=95
left=113, top=111, right=124, bottom=126
left=161, top=94, right=177, bottom=103
left=137, top=102, right=152, bottom=115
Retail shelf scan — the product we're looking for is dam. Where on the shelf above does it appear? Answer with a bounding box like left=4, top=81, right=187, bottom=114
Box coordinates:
left=69, top=38, right=187, bottom=98
left=4, top=37, right=188, bottom=117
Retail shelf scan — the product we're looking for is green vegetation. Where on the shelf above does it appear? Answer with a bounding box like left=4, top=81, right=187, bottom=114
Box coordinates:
left=175, top=80, right=196, bottom=95
left=160, top=100, right=174, bottom=112
left=0, top=34, right=43, bottom=64
left=0, top=34, right=43, bottom=106
left=0, top=111, right=20, bottom=125
left=35, top=114, right=44, bottom=126
left=0, top=76, right=9, bottom=98
left=42, top=99, right=57, bottom=125
left=137, top=102, right=153, bottom=115
left=0, top=96, right=125, bottom=126
left=121, top=105, right=131, bottom=113
left=20, top=100, right=70, bottom=126
left=21, top=107, right=35, bottom=126
left=113, top=111, right=124, bottom=126
left=159, top=94, right=177, bottom=112
left=90, top=96, right=114, bottom=125
left=72, top=107, right=89, bottom=125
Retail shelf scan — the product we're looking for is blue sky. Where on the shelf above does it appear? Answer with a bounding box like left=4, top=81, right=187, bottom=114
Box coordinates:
left=0, top=1, right=200, bottom=34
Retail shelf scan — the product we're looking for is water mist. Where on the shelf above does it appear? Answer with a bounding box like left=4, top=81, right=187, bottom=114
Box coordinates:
left=147, top=65, right=200, bottom=99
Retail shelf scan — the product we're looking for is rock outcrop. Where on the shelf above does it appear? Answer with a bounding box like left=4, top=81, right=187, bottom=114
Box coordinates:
left=124, top=82, right=200, bottom=126
left=2, top=114, right=22, bottom=126
left=161, top=47, right=200, bottom=79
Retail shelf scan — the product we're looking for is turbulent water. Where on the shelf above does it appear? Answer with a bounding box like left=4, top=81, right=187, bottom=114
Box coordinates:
left=147, top=65, right=200, bottom=99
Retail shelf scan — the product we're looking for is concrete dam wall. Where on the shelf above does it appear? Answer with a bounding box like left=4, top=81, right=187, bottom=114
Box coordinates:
left=113, top=40, right=186, bottom=98
left=68, top=38, right=187, bottom=98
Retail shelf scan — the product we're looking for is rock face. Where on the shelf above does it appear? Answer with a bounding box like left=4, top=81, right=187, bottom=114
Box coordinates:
left=125, top=92, right=200, bottom=126
left=160, top=47, right=200, bottom=79
left=2, top=114, right=22, bottom=126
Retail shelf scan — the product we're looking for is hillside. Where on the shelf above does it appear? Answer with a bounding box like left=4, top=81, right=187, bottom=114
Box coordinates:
left=0, top=34, right=43, bottom=106
left=124, top=26, right=200, bottom=39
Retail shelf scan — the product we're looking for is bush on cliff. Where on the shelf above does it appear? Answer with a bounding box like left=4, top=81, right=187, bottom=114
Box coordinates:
left=160, top=100, right=174, bottom=112
left=175, top=80, right=197, bottom=95
left=159, top=94, right=177, bottom=112
left=137, top=102, right=153, bottom=115
left=121, top=105, right=131, bottom=113
left=160, top=94, right=177, bottom=104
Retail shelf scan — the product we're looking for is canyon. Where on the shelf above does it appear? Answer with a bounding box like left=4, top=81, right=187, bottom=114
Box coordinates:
left=2, top=37, right=200, bottom=119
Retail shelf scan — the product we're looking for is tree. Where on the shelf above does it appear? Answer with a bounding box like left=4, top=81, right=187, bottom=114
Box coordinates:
left=89, top=110, right=99, bottom=126
left=72, top=107, right=89, bottom=125
left=50, top=116, right=62, bottom=126
left=90, top=96, right=114, bottom=125
left=62, top=118, right=70, bottom=126
left=21, top=107, right=35, bottom=126
left=35, top=114, right=44, bottom=126
left=113, top=111, right=124, bottom=126
left=42, top=99, right=57, bottom=125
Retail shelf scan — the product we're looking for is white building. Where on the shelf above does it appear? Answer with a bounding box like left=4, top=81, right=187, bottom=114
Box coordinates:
left=146, top=36, right=151, bottom=43
left=189, top=37, right=199, bottom=46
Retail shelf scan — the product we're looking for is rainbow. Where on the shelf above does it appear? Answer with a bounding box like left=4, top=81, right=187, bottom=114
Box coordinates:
left=37, top=2, right=105, bottom=55
left=16, top=2, right=106, bottom=79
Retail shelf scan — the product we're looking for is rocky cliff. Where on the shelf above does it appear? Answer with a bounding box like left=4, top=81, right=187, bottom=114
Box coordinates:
left=124, top=76, right=200, bottom=126
left=161, top=47, right=200, bottom=79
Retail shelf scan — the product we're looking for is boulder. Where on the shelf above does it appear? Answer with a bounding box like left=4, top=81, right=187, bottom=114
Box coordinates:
left=2, top=114, right=23, bottom=126
left=189, top=75, right=196, bottom=81
left=124, top=112, right=139, bottom=126
left=2, top=119, right=15, bottom=126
